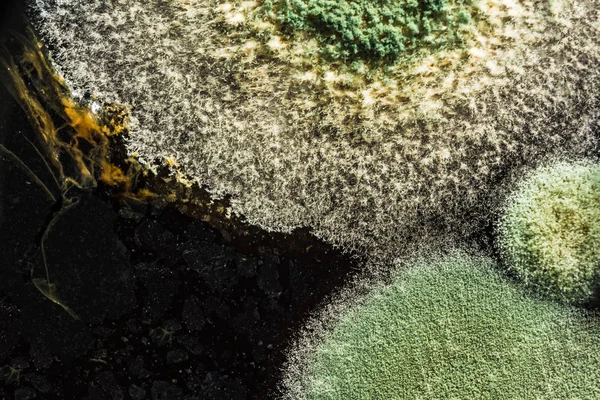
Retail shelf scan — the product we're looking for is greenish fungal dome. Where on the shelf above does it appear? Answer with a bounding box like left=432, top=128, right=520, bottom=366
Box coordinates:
left=285, top=255, right=600, bottom=399
left=261, top=0, right=478, bottom=61
left=498, top=160, right=600, bottom=304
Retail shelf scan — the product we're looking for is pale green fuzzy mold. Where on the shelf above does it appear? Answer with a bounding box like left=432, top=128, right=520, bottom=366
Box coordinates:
left=498, top=159, right=600, bottom=304
left=282, top=252, right=600, bottom=399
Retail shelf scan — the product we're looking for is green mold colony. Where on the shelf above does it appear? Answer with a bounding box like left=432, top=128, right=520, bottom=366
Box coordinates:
left=258, top=0, right=480, bottom=62
left=498, top=160, right=600, bottom=304
left=283, top=254, right=600, bottom=399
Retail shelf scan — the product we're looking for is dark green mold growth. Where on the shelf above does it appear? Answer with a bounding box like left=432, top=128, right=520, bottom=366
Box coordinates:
left=258, top=0, right=480, bottom=62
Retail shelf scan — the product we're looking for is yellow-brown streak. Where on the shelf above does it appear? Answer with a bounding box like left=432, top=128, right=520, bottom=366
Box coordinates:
left=1, top=29, right=157, bottom=201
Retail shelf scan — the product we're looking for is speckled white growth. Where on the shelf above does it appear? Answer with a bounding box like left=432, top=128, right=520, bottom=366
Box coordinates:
left=29, top=0, right=600, bottom=263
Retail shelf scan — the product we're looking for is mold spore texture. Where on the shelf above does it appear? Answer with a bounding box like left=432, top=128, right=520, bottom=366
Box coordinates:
left=30, top=0, right=600, bottom=263
left=281, top=251, right=600, bottom=399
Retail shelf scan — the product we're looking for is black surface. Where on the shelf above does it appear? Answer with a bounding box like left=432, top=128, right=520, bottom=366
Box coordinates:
left=0, top=3, right=361, bottom=399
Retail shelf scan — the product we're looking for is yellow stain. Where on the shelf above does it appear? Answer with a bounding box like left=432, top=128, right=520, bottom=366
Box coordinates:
left=0, top=29, right=156, bottom=201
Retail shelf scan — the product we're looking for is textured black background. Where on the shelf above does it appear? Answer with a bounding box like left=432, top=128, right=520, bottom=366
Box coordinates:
left=0, top=2, right=360, bottom=399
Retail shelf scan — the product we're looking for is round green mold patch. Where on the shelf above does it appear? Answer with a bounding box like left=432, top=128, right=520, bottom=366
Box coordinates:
left=258, top=0, right=481, bottom=62
left=498, top=160, right=600, bottom=304
left=283, top=254, right=600, bottom=399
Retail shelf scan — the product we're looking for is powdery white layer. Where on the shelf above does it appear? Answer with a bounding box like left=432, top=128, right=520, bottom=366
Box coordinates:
left=30, top=0, right=600, bottom=263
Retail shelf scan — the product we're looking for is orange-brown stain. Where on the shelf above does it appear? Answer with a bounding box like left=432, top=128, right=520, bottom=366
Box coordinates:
left=1, top=28, right=156, bottom=201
